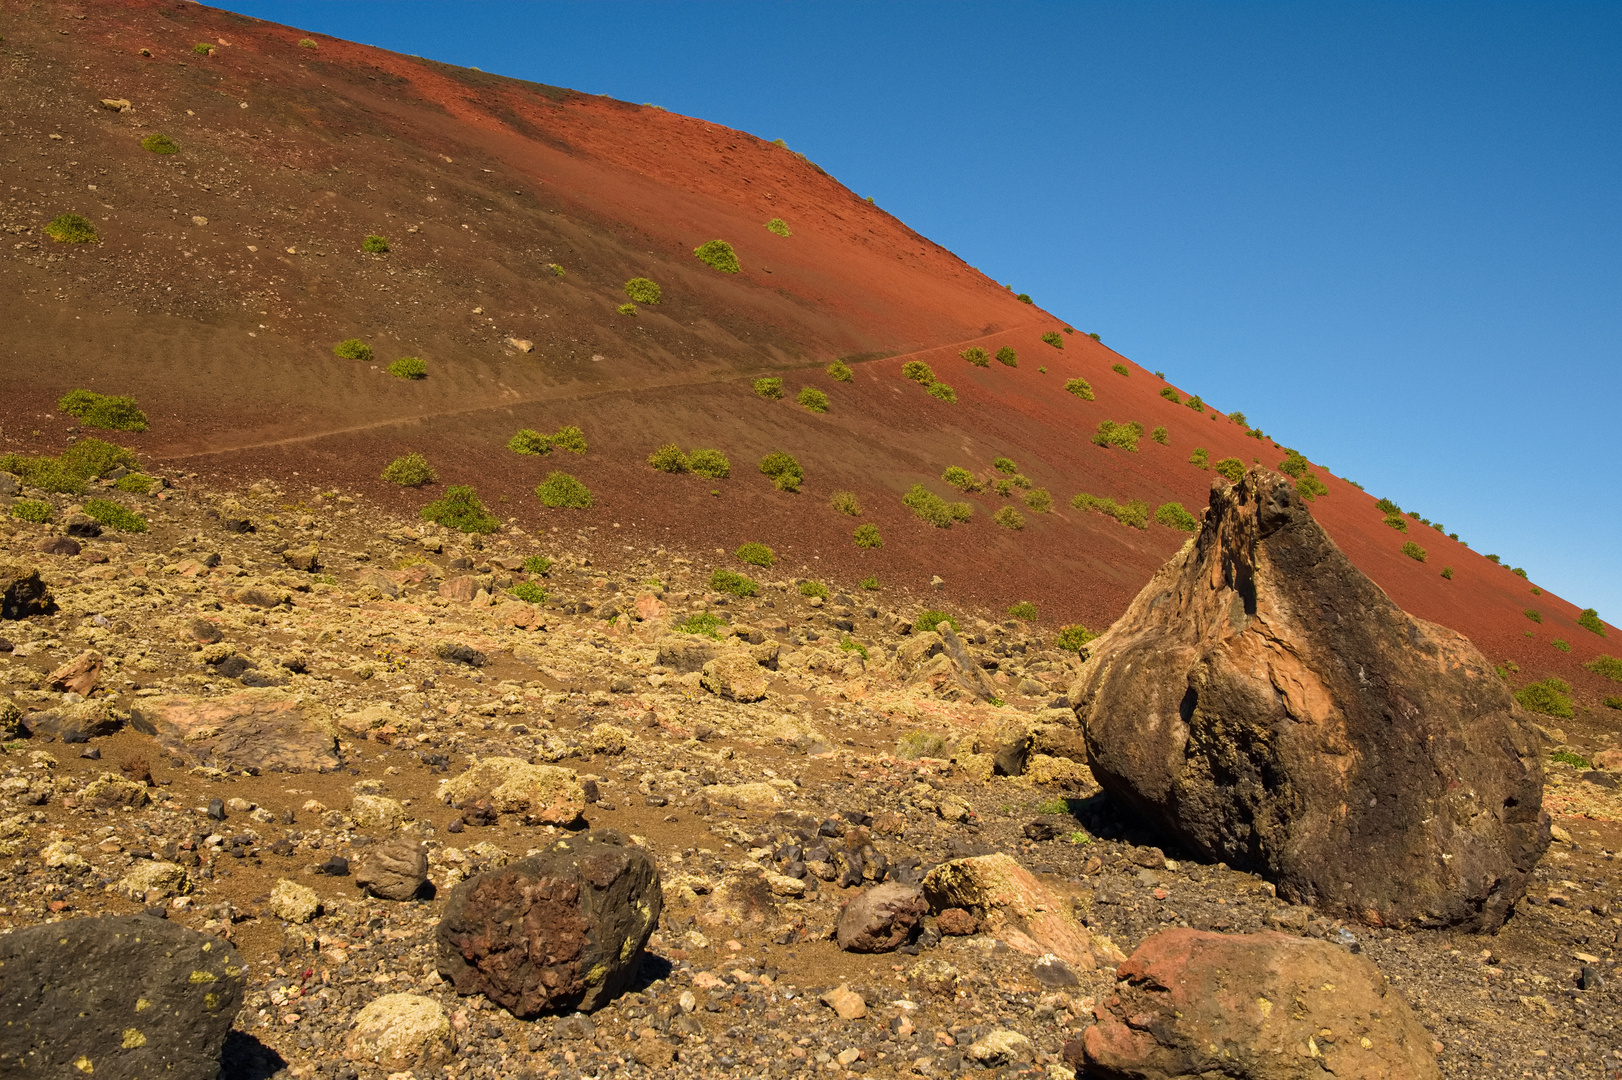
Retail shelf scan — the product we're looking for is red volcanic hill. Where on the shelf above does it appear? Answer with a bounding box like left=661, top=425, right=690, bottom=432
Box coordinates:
left=2, top=1, right=1616, bottom=721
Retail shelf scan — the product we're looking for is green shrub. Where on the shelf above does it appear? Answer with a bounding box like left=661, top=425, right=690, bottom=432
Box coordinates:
left=334, top=338, right=373, bottom=361
left=765, top=218, right=791, bottom=237
left=1515, top=677, right=1573, bottom=719
left=298, top=38, right=318, bottom=48
left=831, top=490, right=862, bottom=516
left=994, top=506, right=1026, bottom=530
left=993, top=457, right=1018, bottom=475
left=421, top=485, right=499, bottom=533
left=549, top=263, right=565, bottom=277
left=1091, top=420, right=1142, bottom=452
left=44, top=213, right=98, bottom=244
left=623, top=277, right=661, bottom=304
left=523, top=555, right=553, bottom=575
left=754, top=377, right=784, bottom=400
left=10, top=500, right=52, bottom=524
left=140, top=133, right=179, bottom=154
left=942, top=466, right=978, bottom=492
left=902, top=360, right=935, bottom=384
left=854, top=523, right=882, bottom=548
left=1585, top=655, right=1622, bottom=682
left=1401, top=541, right=1427, bottom=562
left=1524, top=608, right=1542, bottom=624
left=1150, top=426, right=1169, bottom=445
left=648, top=444, right=690, bottom=473
left=1383, top=514, right=1408, bottom=532
left=948, top=501, right=973, bottom=522
left=1024, top=487, right=1052, bottom=513
left=1441, top=566, right=1454, bottom=580
left=688, top=448, right=730, bottom=478
left=1159, top=386, right=1180, bottom=403
left=617, top=303, right=637, bottom=316
left=710, top=568, right=758, bottom=597
left=736, top=542, right=775, bottom=567
left=1551, top=748, right=1591, bottom=768
left=799, top=579, right=829, bottom=599
left=536, top=472, right=592, bottom=509
left=1017, top=293, right=1034, bottom=304
left=676, top=612, right=725, bottom=638
left=860, top=575, right=880, bottom=590
left=1277, top=451, right=1310, bottom=479
left=1073, top=492, right=1149, bottom=530
left=1186, top=394, right=1205, bottom=413
left=1553, top=639, right=1570, bottom=653
left=1112, top=364, right=1130, bottom=377
left=552, top=425, right=588, bottom=453
left=798, top=387, right=830, bottom=413
left=693, top=239, right=740, bottom=273
left=0, top=454, right=80, bottom=495
left=961, top=346, right=990, bottom=367
left=382, top=452, right=436, bottom=486
left=1008, top=600, right=1038, bottom=621
left=1155, top=501, right=1199, bottom=532
left=759, top=452, right=803, bottom=492
left=508, top=429, right=552, bottom=455
left=1486, top=554, right=1501, bottom=564
left=1579, top=608, right=1606, bottom=636
left=192, top=42, right=214, bottom=55
left=61, top=439, right=138, bottom=479
left=1213, top=458, right=1246, bottom=483
left=1229, top=411, right=1248, bottom=428
left=509, top=581, right=548, bottom=604
left=1055, top=625, right=1098, bottom=653
left=1009, top=473, right=1032, bottom=490
left=827, top=360, right=853, bottom=382
left=1375, top=498, right=1401, bottom=515
left=57, top=390, right=148, bottom=432
left=362, top=234, right=389, bottom=254
left=1607, top=697, right=1622, bottom=711
left=995, top=346, right=1018, bottom=367
left=387, top=356, right=426, bottom=379
left=1041, top=331, right=1063, bottom=348
left=839, top=635, right=869, bottom=660
left=1297, top=474, right=1329, bottom=501
left=915, top=610, right=959, bottom=634
left=115, top=472, right=160, bottom=494
left=926, top=382, right=957, bottom=403
left=1189, top=447, right=1209, bottom=470
left=903, top=484, right=953, bottom=527
left=1064, top=377, right=1094, bottom=401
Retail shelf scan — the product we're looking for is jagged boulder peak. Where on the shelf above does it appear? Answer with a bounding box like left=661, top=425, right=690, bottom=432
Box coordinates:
left=1070, top=469, right=1548, bottom=931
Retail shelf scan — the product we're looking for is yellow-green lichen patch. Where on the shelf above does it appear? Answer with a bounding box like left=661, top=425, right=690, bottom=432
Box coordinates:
left=188, top=970, right=216, bottom=983
left=121, top=1028, right=146, bottom=1049
left=135, top=998, right=151, bottom=1012
left=585, top=963, right=608, bottom=985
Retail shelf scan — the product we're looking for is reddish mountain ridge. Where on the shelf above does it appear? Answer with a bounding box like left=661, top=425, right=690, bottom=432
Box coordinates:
left=2, top=0, right=1615, bottom=721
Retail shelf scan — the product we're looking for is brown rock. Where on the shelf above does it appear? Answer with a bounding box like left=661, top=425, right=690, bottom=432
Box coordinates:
left=22, top=700, right=121, bottom=743
left=1073, top=928, right=1440, bottom=1080
left=1593, top=748, right=1622, bottom=771
left=836, top=882, right=928, bottom=952
left=936, top=907, right=978, bottom=936
left=36, top=536, right=80, bottom=557
left=282, top=543, right=321, bottom=572
left=700, top=651, right=768, bottom=702
left=0, top=564, right=52, bottom=619
left=819, top=984, right=867, bottom=1020
left=233, top=586, right=288, bottom=609
left=438, top=757, right=585, bottom=825
left=357, top=569, right=400, bottom=599
left=186, top=618, right=225, bottom=644
left=922, top=853, right=1121, bottom=971
left=47, top=650, right=103, bottom=696
left=355, top=839, right=430, bottom=901
left=633, top=592, right=667, bottom=623
left=1070, top=469, right=1547, bottom=931
left=439, top=575, right=479, bottom=601
left=142, top=690, right=341, bottom=773
left=655, top=635, right=715, bottom=673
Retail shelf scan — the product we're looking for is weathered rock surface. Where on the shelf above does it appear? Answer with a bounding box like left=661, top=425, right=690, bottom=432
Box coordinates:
left=922, top=853, right=1121, bottom=970
left=0, top=563, right=52, bottom=619
left=1070, top=469, right=1547, bottom=930
left=0, top=914, right=245, bottom=1079
left=22, top=699, right=122, bottom=743
left=355, top=838, right=430, bottom=900
left=141, top=690, right=342, bottom=773
left=270, top=878, right=321, bottom=923
left=837, top=881, right=928, bottom=952
left=47, top=649, right=104, bottom=695
left=438, top=756, right=585, bottom=824
left=1071, top=928, right=1441, bottom=1080
left=345, top=993, right=454, bottom=1070
left=700, top=650, right=769, bottom=701
left=436, top=829, right=662, bottom=1016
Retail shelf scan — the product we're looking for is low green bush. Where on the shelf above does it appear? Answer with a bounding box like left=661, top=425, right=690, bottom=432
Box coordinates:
left=10, top=500, right=52, bottom=524
left=827, top=360, right=853, bottom=382
left=362, top=234, right=390, bottom=254
left=1009, top=473, right=1032, bottom=490
left=1585, top=655, right=1622, bottom=682
left=915, top=610, right=959, bottom=634
left=140, top=133, right=179, bottom=154
left=799, top=579, right=829, bottom=599
left=1579, top=608, right=1606, bottom=636
left=61, top=439, right=137, bottom=479
left=1607, top=697, right=1622, bottom=711
left=765, top=218, right=791, bottom=237
left=754, top=377, right=784, bottom=400
left=553, top=425, right=588, bottom=453
left=710, top=568, right=758, bottom=597
left=44, top=213, right=98, bottom=244
left=1515, top=677, right=1573, bottom=719
left=648, top=444, right=690, bottom=473
left=961, top=346, right=990, bottom=367
left=192, top=42, right=214, bottom=55
left=1073, top=492, right=1150, bottom=530
left=1297, top=474, right=1329, bottom=500
left=549, top=263, right=565, bottom=277
left=926, top=382, right=957, bottom=403
left=831, top=490, right=862, bottom=516
left=1064, top=378, right=1094, bottom=401
left=1551, top=748, right=1591, bottom=768
left=624, top=277, right=662, bottom=304
left=1553, top=639, right=1570, bottom=653
left=1189, top=447, right=1209, bottom=470
left=1092, top=420, right=1142, bottom=452
left=736, top=542, right=775, bottom=567
left=1278, top=450, right=1310, bottom=479
left=676, top=612, right=725, bottom=638
left=689, top=448, right=730, bottom=478
left=381, top=452, right=436, bottom=486
left=994, top=505, right=1025, bottom=530
left=298, top=38, right=318, bottom=48
left=1186, top=394, right=1205, bottom=412
left=902, top=360, right=935, bottom=384
left=1229, top=411, right=1248, bottom=427
left=903, top=484, right=953, bottom=527
left=508, top=429, right=553, bottom=455
left=421, top=485, right=499, bottom=533
left=616, top=303, right=637, bottom=316
left=115, top=473, right=160, bottom=495
left=759, top=452, right=803, bottom=492
left=1159, top=386, right=1180, bottom=403
left=1150, top=426, right=1169, bottom=445
left=1213, top=458, right=1245, bottom=483
left=948, top=501, right=973, bottom=522
left=1055, top=625, right=1098, bottom=653
left=694, top=239, right=740, bottom=273
left=798, top=387, right=830, bottom=413
left=1375, top=497, right=1401, bottom=515
left=839, top=636, right=869, bottom=660
left=388, top=356, right=426, bottom=379
left=58, top=390, right=149, bottom=431
left=860, top=575, right=880, bottom=590
left=1024, top=487, right=1053, bottom=513
left=523, top=555, right=553, bottom=575
left=1155, top=501, right=1199, bottom=531
left=854, top=523, right=882, bottom=548
left=1486, top=554, right=1501, bottom=564
left=995, top=347, right=1018, bottom=367
left=334, top=338, right=373, bottom=361
left=509, top=581, right=548, bottom=604
left=943, top=466, right=978, bottom=492
left=1008, top=601, right=1038, bottom=620
left=1524, top=608, right=1542, bottom=624
left=1040, top=331, right=1063, bottom=348
left=994, top=457, right=1018, bottom=475
left=1112, top=364, right=1129, bottom=377
left=536, top=472, right=592, bottom=508
left=1401, top=541, right=1427, bottom=562
left=1383, top=514, right=1408, bottom=532
left=1017, top=293, right=1033, bottom=304
left=1441, top=567, right=1453, bottom=579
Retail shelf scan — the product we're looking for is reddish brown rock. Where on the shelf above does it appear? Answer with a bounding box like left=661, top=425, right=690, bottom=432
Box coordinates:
left=48, top=650, right=104, bottom=696
left=1070, top=469, right=1547, bottom=930
left=141, top=690, right=341, bottom=773
left=836, top=882, right=927, bottom=952
left=1070, top=928, right=1440, bottom=1080
left=439, top=575, right=479, bottom=601
left=936, top=907, right=978, bottom=936
left=922, top=854, right=1122, bottom=970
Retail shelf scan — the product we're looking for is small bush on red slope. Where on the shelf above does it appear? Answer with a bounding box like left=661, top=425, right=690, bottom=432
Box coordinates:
left=616, top=303, right=637, bottom=316
left=1374, top=497, right=1401, bottom=515
left=1441, top=566, right=1454, bottom=579
left=1186, top=394, right=1205, bottom=413
left=759, top=452, right=803, bottom=492
left=388, top=356, right=426, bottom=379
left=961, top=347, right=990, bottom=367
left=363, top=234, right=390, bottom=254
left=508, top=429, right=552, bottom=455
left=1064, top=378, right=1094, bottom=401
left=754, top=377, right=784, bottom=399
left=993, top=506, right=1026, bottom=530
left=1553, top=639, right=1571, bottom=653
left=1383, top=514, right=1408, bottom=533
left=1278, top=451, right=1310, bottom=479
left=1092, top=420, right=1142, bottom=452
left=140, top=133, right=179, bottom=154
left=995, top=347, right=1018, bottom=367
left=943, top=467, right=978, bottom=492
left=1585, top=655, right=1622, bottom=682
left=926, top=382, right=957, bottom=403
left=798, top=387, right=830, bottom=413
left=192, top=42, right=215, bottom=56
left=1073, top=492, right=1149, bottom=530
left=1214, top=458, right=1245, bottom=483
left=903, top=484, right=953, bottom=528
left=552, top=426, right=588, bottom=453
left=298, top=39, right=318, bottom=49
left=421, top=485, right=499, bottom=533
left=1111, top=364, right=1129, bottom=377
left=1008, top=601, right=1038, bottom=621
left=648, top=444, right=689, bottom=473
left=1151, top=426, right=1169, bottom=445
left=1017, top=294, right=1034, bottom=304
left=382, top=452, right=435, bottom=487
left=536, top=472, right=593, bottom=509
left=510, top=582, right=548, bottom=604
left=59, top=390, right=148, bottom=432
left=830, top=491, right=862, bottom=516
left=799, top=580, right=830, bottom=599
left=83, top=498, right=147, bottom=534
left=1402, top=541, right=1427, bottom=562
left=624, top=277, right=661, bottom=304
left=1155, top=501, right=1200, bottom=532
left=1524, top=609, right=1542, bottom=624
left=948, top=501, right=973, bottom=522
left=765, top=218, right=791, bottom=237
left=1606, top=696, right=1622, bottom=710
left=1024, top=488, right=1053, bottom=513
left=853, top=523, right=882, bottom=549
left=915, top=611, right=959, bottom=634
left=1515, top=678, right=1572, bottom=719
left=694, top=239, right=740, bottom=273
left=1041, top=332, right=1063, bottom=348
left=1297, top=474, right=1329, bottom=501
left=1189, top=447, right=1209, bottom=470
left=1579, top=609, right=1607, bottom=637
left=334, top=338, right=373, bottom=362
left=1055, top=625, right=1098, bottom=654
left=902, top=361, right=935, bottom=384
left=736, top=542, right=775, bottom=567
left=993, top=457, right=1018, bottom=475
left=44, top=213, right=97, bottom=244
left=1159, top=386, right=1180, bottom=403
left=827, top=360, right=853, bottom=382
left=688, top=448, right=730, bottom=478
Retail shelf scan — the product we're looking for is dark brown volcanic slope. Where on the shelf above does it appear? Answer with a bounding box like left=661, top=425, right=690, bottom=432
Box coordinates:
left=1, top=0, right=1616, bottom=722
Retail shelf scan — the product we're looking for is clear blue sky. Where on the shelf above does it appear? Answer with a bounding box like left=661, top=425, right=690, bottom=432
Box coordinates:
left=229, top=1, right=1622, bottom=620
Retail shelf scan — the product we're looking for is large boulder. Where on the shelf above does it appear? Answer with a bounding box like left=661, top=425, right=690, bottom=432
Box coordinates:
left=0, top=563, right=52, bottom=619
left=437, top=756, right=585, bottom=825
left=436, top=829, right=662, bottom=1016
left=139, top=690, right=342, bottom=773
left=1070, top=469, right=1547, bottom=930
left=0, top=914, right=245, bottom=1079
left=1071, top=928, right=1440, bottom=1080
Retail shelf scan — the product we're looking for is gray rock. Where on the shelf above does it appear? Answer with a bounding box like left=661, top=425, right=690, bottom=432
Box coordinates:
left=435, top=641, right=487, bottom=667
left=836, top=882, right=928, bottom=953
left=655, top=635, right=716, bottom=673
left=356, top=839, right=430, bottom=901
left=0, top=914, right=245, bottom=1079
left=437, top=829, right=662, bottom=1016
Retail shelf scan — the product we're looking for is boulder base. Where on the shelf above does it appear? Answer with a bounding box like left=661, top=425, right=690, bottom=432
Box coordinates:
left=1070, top=469, right=1547, bottom=930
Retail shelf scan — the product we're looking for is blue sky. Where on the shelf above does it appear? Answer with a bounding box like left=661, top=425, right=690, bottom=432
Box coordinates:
left=228, top=1, right=1622, bottom=620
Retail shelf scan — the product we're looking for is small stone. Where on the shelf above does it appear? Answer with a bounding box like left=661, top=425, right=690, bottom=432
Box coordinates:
left=967, top=1029, right=1033, bottom=1065
left=820, top=984, right=867, bottom=1020
left=355, top=840, right=429, bottom=901
left=36, top=536, right=81, bottom=557
left=1580, top=965, right=1604, bottom=991
left=936, top=907, right=978, bottom=936
left=345, top=994, right=454, bottom=1071
left=116, top=861, right=188, bottom=902
left=270, top=878, right=321, bottom=923
left=1032, top=953, right=1078, bottom=987
left=282, top=543, right=321, bottom=572
left=207, top=798, right=225, bottom=820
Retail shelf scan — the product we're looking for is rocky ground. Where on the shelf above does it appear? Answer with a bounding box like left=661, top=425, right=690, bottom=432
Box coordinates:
left=1, top=471, right=1619, bottom=1079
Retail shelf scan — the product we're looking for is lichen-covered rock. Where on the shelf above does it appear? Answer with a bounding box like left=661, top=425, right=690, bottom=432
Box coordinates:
left=116, top=860, right=189, bottom=901
left=47, top=649, right=104, bottom=695
left=22, top=699, right=123, bottom=743
left=702, top=781, right=790, bottom=812
left=436, top=830, right=662, bottom=1016
left=141, top=690, right=341, bottom=773
left=438, top=756, right=585, bottom=824
left=77, top=771, right=151, bottom=810
left=270, top=878, right=321, bottom=923
left=345, top=993, right=454, bottom=1070
left=351, top=793, right=406, bottom=829
left=587, top=723, right=631, bottom=755
left=922, top=853, right=1121, bottom=970
left=655, top=634, right=715, bottom=673
left=0, top=563, right=52, bottom=619
left=0, top=697, right=20, bottom=739
left=700, top=651, right=768, bottom=702
left=0, top=915, right=245, bottom=1080
left=1070, top=469, right=1548, bottom=931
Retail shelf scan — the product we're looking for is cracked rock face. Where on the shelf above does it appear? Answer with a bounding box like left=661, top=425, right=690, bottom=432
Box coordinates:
left=1070, top=469, right=1548, bottom=931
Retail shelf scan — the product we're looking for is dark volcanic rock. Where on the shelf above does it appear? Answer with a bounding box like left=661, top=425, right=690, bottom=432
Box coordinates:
left=1070, top=469, right=1547, bottom=930
left=836, top=882, right=927, bottom=952
left=0, top=563, right=52, bottom=619
left=0, top=914, right=246, bottom=1079
left=436, top=829, right=662, bottom=1016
